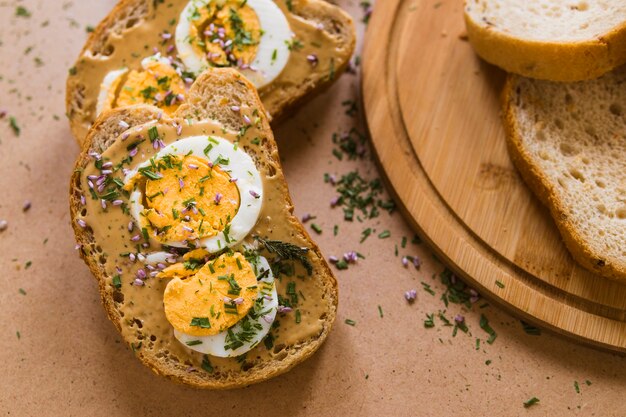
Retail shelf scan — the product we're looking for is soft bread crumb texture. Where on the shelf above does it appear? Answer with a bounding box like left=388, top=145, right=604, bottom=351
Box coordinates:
left=503, top=67, right=626, bottom=280
left=464, top=0, right=626, bottom=81
left=466, top=0, right=626, bottom=42
left=69, top=68, right=338, bottom=389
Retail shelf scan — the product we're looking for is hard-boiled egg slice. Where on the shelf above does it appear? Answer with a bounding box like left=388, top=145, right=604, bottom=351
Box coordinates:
left=171, top=254, right=278, bottom=357
left=96, top=54, right=187, bottom=117
left=124, top=134, right=263, bottom=253
left=175, top=0, right=293, bottom=89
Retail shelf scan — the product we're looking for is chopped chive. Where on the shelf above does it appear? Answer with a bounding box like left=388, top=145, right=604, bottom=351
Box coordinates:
left=9, top=116, right=20, bottom=136
left=521, top=321, right=541, bottom=336
left=495, top=280, right=505, bottom=288
left=112, top=275, right=122, bottom=289
left=421, top=282, right=435, bottom=296
left=16, top=6, right=31, bottom=17
left=310, top=223, right=322, bottom=234
left=344, top=319, right=356, bottom=326
left=148, top=126, right=159, bottom=142
left=186, top=340, right=203, bottom=346
left=377, top=305, right=383, bottom=318
left=201, top=355, right=214, bottom=373
left=378, top=230, right=390, bottom=239
left=523, top=397, right=540, bottom=408
left=335, top=259, right=348, bottom=270
left=360, top=228, right=372, bottom=243
left=190, top=317, right=211, bottom=328
left=479, top=314, right=497, bottom=344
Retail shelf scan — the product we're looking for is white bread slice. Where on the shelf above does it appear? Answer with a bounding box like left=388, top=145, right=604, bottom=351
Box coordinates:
left=66, top=0, right=356, bottom=145
left=69, top=68, right=338, bottom=388
left=464, top=0, right=626, bottom=81
left=502, top=68, right=626, bottom=281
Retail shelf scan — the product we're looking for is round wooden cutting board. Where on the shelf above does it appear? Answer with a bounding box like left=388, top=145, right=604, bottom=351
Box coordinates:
left=362, top=0, right=626, bottom=352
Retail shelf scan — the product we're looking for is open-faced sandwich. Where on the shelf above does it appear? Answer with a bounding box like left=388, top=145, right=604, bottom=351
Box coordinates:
left=66, top=0, right=356, bottom=145
left=70, top=68, right=338, bottom=388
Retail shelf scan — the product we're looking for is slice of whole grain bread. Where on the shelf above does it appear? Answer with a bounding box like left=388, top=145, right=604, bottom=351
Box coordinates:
left=69, top=68, right=338, bottom=388
left=464, top=0, right=626, bottom=81
left=503, top=68, right=626, bottom=281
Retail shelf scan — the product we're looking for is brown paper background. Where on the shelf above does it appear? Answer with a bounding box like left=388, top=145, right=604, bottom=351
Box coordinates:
left=1, top=0, right=625, bottom=415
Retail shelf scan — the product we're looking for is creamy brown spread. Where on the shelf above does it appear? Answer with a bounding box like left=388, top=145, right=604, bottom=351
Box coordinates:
left=76, top=110, right=328, bottom=374
left=71, top=0, right=345, bottom=133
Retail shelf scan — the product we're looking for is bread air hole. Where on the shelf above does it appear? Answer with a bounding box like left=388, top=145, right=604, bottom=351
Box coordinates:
left=596, top=180, right=606, bottom=188
left=569, top=167, right=585, bottom=182
left=609, top=103, right=623, bottom=116
left=574, top=2, right=589, bottom=11
left=559, top=142, right=578, bottom=156
left=554, top=118, right=564, bottom=129
left=102, top=43, right=115, bottom=57
left=73, top=84, right=85, bottom=111
left=112, top=290, right=124, bottom=303
left=616, top=208, right=626, bottom=219
left=125, top=18, right=139, bottom=29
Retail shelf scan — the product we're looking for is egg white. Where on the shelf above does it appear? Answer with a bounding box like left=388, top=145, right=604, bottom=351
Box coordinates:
left=175, top=0, right=293, bottom=88
left=96, top=68, right=128, bottom=116
left=125, top=134, right=263, bottom=253
left=173, top=254, right=278, bottom=357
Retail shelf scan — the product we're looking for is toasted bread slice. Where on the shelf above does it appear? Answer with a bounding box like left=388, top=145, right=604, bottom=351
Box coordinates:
left=464, top=0, right=626, bottom=81
left=69, top=68, right=338, bottom=388
left=66, top=0, right=356, bottom=145
left=503, top=68, right=626, bottom=281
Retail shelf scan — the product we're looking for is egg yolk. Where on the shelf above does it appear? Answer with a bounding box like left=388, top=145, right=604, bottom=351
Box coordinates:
left=157, top=248, right=209, bottom=279
left=115, top=60, right=187, bottom=114
left=163, top=252, right=259, bottom=336
left=189, top=1, right=261, bottom=67
left=133, top=154, right=240, bottom=244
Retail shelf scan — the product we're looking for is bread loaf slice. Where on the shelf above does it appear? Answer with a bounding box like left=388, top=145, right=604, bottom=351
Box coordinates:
left=503, top=68, right=626, bottom=281
left=464, top=0, right=626, bottom=81
left=69, top=68, right=338, bottom=388
left=66, top=0, right=356, bottom=144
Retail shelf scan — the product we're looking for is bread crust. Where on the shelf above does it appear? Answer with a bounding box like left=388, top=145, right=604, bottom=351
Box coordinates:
left=69, top=68, right=338, bottom=389
left=464, top=4, right=626, bottom=82
left=65, top=0, right=356, bottom=145
left=502, top=74, right=626, bottom=281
